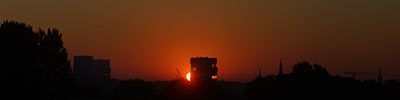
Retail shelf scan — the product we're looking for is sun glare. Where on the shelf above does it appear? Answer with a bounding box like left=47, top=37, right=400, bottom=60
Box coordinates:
left=186, top=72, right=191, bottom=81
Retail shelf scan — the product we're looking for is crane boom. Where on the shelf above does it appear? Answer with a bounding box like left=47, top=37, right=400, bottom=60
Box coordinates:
left=176, top=68, right=182, bottom=79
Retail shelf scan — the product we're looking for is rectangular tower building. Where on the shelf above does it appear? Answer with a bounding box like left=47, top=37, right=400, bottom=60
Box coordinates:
left=74, top=56, right=111, bottom=94
left=190, top=57, right=218, bottom=83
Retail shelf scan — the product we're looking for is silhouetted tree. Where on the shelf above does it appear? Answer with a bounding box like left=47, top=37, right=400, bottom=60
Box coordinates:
left=246, top=61, right=400, bottom=99
left=0, top=20, right=72, bottom=100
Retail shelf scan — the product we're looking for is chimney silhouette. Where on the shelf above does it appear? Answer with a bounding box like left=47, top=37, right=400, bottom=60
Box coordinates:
left=378, top=66, right=383, bottom=84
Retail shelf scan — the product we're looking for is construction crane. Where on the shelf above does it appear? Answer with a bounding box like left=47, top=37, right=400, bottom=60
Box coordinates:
left=176, top=68, right=182, bottom=79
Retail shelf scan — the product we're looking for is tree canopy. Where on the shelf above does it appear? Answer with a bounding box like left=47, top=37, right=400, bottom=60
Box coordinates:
left=0, top=20, right=72, bottom=100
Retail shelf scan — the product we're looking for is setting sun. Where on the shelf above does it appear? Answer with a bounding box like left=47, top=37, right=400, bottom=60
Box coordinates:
left=186, top=72, right=191, bottom=81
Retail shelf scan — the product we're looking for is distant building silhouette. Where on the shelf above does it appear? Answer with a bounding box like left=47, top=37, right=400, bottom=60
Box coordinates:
left=74, top=56, right=94, bottom=85
left=378, top=66, right=383, bottom=84
left=74, top=56, right=111, bottom=94
left=190, top=57, right=218, bottom=83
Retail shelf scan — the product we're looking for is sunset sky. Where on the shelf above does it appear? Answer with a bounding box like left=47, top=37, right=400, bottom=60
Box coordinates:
left=2, top=0, right=400, bottom=82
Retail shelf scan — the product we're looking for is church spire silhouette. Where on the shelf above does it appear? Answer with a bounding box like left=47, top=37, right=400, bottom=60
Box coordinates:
left=257, top=67, right=262, bottom=79
left=278, top=59, right=283, bottom=76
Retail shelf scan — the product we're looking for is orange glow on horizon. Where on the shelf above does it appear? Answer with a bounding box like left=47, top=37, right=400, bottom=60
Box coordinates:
left=186, top=72, right=191, bottom=81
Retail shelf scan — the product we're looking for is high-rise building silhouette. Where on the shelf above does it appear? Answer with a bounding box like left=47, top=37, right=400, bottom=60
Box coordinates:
left=190, top=57, right=218, bottom=83
left=74, top=56, right=111, bottom=94
left=74, top=56, right=94, bottom=85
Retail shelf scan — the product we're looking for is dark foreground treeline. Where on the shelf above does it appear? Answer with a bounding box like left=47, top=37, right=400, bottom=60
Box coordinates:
left=1, top=20, right=400, bottom=100
left=0, top=20, right=73, bottom=100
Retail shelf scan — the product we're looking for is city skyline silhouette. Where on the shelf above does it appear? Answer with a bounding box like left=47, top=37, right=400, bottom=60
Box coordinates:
left=2, top=0, right=400, bottom=99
